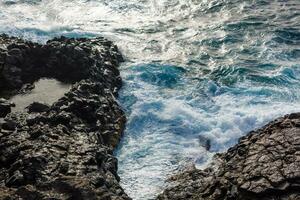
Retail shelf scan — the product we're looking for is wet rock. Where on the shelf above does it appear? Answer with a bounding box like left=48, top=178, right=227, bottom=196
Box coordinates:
left=0, top=34, right=130, bottom=200
left=0, top=98, right=14, bottom=118
left=198, top=135, right=211, bottom=151
left=5, top=170, right=25, bottom=187
left=1, top=119, right=17, bottom=131
left=26, top=102, right=50, bottom=113
left=19, top=83, right=35, bottom=94
left=157, top=113, right=300, bottom=200
left=0, top=34, right=123, bottom=93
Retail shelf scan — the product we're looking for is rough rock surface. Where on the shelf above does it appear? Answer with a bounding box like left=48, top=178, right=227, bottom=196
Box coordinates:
left=0, top=98, right=14, bottom=118
left=0, top=34, right=123, bottom=95
left=0, top=34, right=131, bottom=200
left=157, top=113, right=300, bottom=200
left=26, top=102, right=50, bottom=113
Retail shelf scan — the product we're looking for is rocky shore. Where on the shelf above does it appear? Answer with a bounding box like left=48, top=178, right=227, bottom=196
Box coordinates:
left=0, top=34, right=299, bottom=200
left=157, top=113, right=300, bottom=200
left=0, top=34, right=130, bottom=199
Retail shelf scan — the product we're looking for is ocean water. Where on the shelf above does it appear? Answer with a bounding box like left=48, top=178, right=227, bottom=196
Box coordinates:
left=1, top=0, right=300, bottom=199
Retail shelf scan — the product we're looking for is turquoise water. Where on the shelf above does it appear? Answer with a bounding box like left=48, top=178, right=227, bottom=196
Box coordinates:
left=1, top=0, right=300, bottom=199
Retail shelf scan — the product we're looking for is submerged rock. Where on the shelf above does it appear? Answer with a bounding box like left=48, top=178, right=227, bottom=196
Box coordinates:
left=26, top=102, right=50, bottom=113
left=157, top=113, right=300, bottom=200
left=198, top=135, right=211, bottom=151
left=0, top=34, right=130, bottom=200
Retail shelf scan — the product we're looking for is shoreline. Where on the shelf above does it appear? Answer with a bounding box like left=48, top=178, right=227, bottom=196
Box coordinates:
left=0, top=34, right=299, bottom=200
left=157, top=113, right=300, bottom=200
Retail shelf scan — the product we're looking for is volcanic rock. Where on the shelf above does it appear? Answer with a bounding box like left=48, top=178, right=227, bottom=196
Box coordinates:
left=157, top=113, right=300, bottom=200
left=0, top=34, right=130, bottom=200
left=26, top=102, right=50, bottom=113
left=0, top=98, right=15, bottom=118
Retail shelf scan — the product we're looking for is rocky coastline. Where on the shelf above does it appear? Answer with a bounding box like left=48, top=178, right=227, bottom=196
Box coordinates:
left=0, top=34, right=130, bottom=200
left=0, top=34, right=299, bottom=200
left=157, top=113, right=300, bottom=200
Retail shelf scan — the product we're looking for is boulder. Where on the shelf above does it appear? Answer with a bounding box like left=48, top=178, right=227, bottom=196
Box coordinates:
left=1, top=119, right=17, bottom=131
left=26, top=102, right=50, bottom=113
left=0, top=98, right=14, bottom=118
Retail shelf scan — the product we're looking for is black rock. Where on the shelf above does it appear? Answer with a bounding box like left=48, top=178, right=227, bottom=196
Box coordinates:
left=0, top=34, right=130, bottom=200
left=26, top=102, right=50, bottom=113
left=5, top=170, right=25, bottom=187
left=0, top=98, right=14, bottom=118
left=198, top=135, right=211, bottom=151
left=2, top=119, right=17, bottom=130
left=157, top=114, right=300, bottom=200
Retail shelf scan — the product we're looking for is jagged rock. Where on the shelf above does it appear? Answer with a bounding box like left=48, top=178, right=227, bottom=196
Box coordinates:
left=0, top=34, right=123, bottom=96
left=26, top=102, right=50, bottom=113
left=1, top=119, right=17, bottom=131
left=0, top=98, right=15, bottom=118
left=0, top=34, right=130, bottom=200
left=198, top=135, right=211, bottom=151
left=19, top=83, right=35, bottom=94
left=157, top=113, right=300, bottom=200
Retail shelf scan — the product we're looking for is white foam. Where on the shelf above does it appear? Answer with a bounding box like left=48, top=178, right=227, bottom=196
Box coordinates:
left=116, top=63, right=300, bottom=199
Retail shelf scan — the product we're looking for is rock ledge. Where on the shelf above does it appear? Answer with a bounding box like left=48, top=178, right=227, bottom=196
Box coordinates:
left=0, top=34, right=131, bottom=200
left=157, top=113, right=300, bottom=200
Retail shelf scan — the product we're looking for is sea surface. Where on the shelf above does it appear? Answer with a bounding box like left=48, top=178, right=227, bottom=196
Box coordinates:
left=1, top=0, right=300, bottom=199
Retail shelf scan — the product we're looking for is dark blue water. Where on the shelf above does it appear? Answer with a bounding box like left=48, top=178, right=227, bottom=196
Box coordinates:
left=1, top=0, right=300, bottom=199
